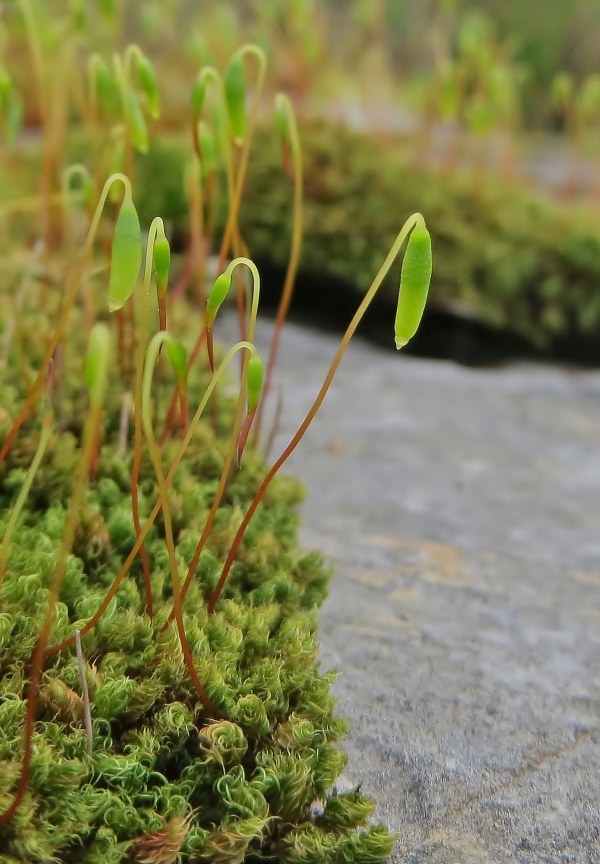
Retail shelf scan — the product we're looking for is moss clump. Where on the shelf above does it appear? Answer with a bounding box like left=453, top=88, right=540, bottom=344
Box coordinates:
left=0, top=325, right=394, bottom=862
left=134, top=124, right=600, bottom=352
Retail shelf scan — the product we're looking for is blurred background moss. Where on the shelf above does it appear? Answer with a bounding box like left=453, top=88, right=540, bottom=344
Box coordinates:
left=4, top=0, right=600, bottom=360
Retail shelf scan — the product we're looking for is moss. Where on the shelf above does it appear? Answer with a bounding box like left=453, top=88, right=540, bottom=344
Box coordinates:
left=0, top=299, right=394, bottom=862
left=133, top=124, right=600, bottom=352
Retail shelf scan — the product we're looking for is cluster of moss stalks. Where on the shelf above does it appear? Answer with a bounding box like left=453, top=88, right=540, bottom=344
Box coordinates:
left=132, top=123, right=600, bottom=355
left=0, top=312, right=394, bottom=862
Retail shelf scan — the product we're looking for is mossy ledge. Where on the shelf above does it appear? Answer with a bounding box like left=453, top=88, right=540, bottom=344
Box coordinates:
left=134, top=123, right=600, bottom=354
left=0, top=328, right=394, bottom=862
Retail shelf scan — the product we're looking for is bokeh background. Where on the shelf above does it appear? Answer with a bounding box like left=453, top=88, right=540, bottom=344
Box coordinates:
left=4, top=0, right=600, bottom=366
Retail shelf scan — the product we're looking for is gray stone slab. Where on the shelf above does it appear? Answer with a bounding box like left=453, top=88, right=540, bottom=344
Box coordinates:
left=218, top=312, right=600, bottom=863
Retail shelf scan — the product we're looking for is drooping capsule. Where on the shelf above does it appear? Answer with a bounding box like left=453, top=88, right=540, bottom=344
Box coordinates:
left=204, top=269, right=232, bottom=371
left=206, top=271, right=232, bottom=325
left=127, top=88, right=149, bottom=154
left=224, top=54, right=247, bottom=145
left=191, top=73, right=207, bottom=118
left=153, top=220, right=171, bottom=296
left=0, top=68, right=12, bottom=110
left=136, top=53, right=160, bottom=119
left=246, top=352, right=264, bottom=412
left=108, top=190, right=142, bottom=313
left=84, top=323, right=112, bottom=405
left=274, top=93, right=289, bottom=140
left=5, top=90, right=23, bottom=146
left=394, top=217, right=432, bottom=350
left=89, top=54, right=117, bottom=113
left=237, top=349, right=263, bottom=465
left=197, top=121, right=217, bottom=178
left=165, top=338, right=188, bottom=385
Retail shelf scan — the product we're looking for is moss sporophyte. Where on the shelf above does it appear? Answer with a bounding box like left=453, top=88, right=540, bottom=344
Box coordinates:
left=0, top=8, right=433, bottom=861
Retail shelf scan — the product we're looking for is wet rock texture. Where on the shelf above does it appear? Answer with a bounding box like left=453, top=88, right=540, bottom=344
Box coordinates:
left=228, top=312, right=600, bottom=864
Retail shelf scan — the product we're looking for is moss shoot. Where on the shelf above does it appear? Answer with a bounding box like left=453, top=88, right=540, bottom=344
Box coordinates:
left=0, top=329, right=394, bottom=862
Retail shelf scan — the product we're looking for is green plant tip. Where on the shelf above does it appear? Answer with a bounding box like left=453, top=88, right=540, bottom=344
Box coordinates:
left=247, top=352, right=264, bottom=412
left=108, top=190, right=142, bottom=313
left=274, top=92, right=290, bottom=139
left=127, top=88, right=149, bottom=154
left=153, top=219, right=171, bottom=295
left=0, top=68, right=12, bottom=107
left=84, top=323, right=112, bottom=405
left=224, top=54, right=247, bottom=145
left=197, top=121, right=217, bottom=176
left=89, top=54, right=116, bottom=111
left=191, top=74, right=206, bottom=117
left=394, top=216, right=433, bottom=350
left=206, top=271, right=232, bottom=323
left=137, top=53, right=160, bottom=119
left=165, top=338, right=188, bottom=384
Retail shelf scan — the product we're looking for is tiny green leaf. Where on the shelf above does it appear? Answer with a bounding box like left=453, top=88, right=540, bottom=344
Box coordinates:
left=108, top=190, right=142, bottom=313
left=5, top=91, right=24, bottom=146
left=394, top=218, right=432, bottom=349
left=552, top=72, right=573, bottom=110
left=99, top=0, right=116, bottom=21
left=224, top=54, right=247, bottom=145
left=165, top=338, right=188, bottom=384
left=0, top=68, right=11, bottom=109
left=191, top=73, right=206, bottom=117
left=127, top=88, right=149, bottom=154
left=84, top=323, right=112, bottom=405
left=153, top=220, right=171, bottom=296
left=247, top=352, right=264, bottom=412
left=197, top=121, right=217, bottom=177
left=274, top=93, right=289, bottom=139
left=69, top=0, right=86, bottom=32
left=89, top=55, right=117, bottom=112
left=136, top=53, right=160, bottom=119
left=108, top=131, right=125, bottom=201
left=206, top=271, right=232, bottom=324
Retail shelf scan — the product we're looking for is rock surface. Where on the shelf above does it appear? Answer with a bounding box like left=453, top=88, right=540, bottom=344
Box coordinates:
left=222, top=312, right=600, bottom=863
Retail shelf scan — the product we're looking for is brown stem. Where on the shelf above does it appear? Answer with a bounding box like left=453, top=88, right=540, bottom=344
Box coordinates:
left=254, top=102, right=303, bottom=441
left=143, top=346, right=214, bottom=714
left=162, top=369, right=249, bottom=631
left=178, top=386, right=189, bottom=432
left=45, top=343, right=253, bottom=659
left=207, top=215, right=420, bottom=613
left=160, top=328, right=207, bottom=443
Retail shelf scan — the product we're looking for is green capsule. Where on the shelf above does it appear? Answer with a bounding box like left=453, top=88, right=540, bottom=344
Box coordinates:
left=0, top=68, right=11, bottom=110
left=191, top=73, right=206, bottom=117
left=89, top=55, right=117, bottom=113
left=165, top=338, right=187, bottom=384
left=153, top=220, right=171, bottom=296
left=108, top=191, right=142, bottom=313
left=127, top=88, right=149, bottom=154
left=577, top=74, right=600, bottom=124
left=206, top=271, right=232, bottom=324
left=69, top=0, right=86, bottom=32
left=141, top=5, right=161, bottom=38
left=394, top=219, right=432, bottom=350
left=137, top=54, right=160, bottom=119
left=107, top=132, right=125, bottom=202
left=84, top=324, right=112, bottom=406
left=224, top=54, right=247, bottom=145
left=99, top=0, right=116, bottom=21
left=274, top=93, right=289, bottom=139
left=63, top=164, right=94, bottom=210
left=246, top=352, right=264, bottom=412
left=5, top=90, right=23, bottom=146
left=552, top=72, right=573, bottom=110
left=197, top=121, right=217, bottom=177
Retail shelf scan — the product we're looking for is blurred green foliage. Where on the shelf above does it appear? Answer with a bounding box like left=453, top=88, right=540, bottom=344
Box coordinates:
left=134, top=123, right=600, bottom=351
